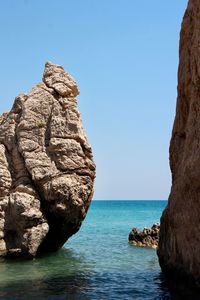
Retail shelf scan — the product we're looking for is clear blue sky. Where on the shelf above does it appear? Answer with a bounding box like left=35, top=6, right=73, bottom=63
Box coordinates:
left=0, top=0, right=188, bottom=200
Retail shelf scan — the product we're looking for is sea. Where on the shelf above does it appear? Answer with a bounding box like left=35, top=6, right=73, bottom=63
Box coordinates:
left=0, top=200, right=199, bottom=300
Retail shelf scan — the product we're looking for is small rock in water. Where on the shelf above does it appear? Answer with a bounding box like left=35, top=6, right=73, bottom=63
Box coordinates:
left=128, top=223, right=160, bottom=249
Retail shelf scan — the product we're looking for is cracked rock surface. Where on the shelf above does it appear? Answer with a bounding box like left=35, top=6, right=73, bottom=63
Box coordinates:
left=158, top=0, right=200, bottom=286
left=0, top=62, right=95, bottom=258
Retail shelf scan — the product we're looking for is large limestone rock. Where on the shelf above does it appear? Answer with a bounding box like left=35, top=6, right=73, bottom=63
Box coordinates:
left=158, top=0, right=200, bottom=286
left=0, top=62, right=95, bottom=258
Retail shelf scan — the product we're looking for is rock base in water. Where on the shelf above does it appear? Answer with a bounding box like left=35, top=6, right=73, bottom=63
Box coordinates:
left=129, top=223, right=160, bottom=249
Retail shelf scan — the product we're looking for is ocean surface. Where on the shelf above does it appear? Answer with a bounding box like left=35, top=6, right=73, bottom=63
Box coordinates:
left=0, top=200, right=198, bottom=300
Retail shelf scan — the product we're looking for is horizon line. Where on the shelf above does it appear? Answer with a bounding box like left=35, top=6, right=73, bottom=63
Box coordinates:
left=92, top=199, right=167, bottom=201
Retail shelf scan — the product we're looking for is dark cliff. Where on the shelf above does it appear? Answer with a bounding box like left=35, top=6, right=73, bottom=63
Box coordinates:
left=158, top=0, right=200, bottom=286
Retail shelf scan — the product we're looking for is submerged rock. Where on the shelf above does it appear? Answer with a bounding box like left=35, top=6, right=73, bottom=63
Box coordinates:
left=129, top=223, right=160, bottom=249
left=0, top=62, right=95, bottom=258
left=158, top=0, right=200, bottom=286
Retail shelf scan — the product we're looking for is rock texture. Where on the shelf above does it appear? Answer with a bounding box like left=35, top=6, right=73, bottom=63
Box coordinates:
left=0, top=62, right=95, bottom=258
left=129, top=224, right=159, bottom=249
left=158, top=0, right=200, bottom=286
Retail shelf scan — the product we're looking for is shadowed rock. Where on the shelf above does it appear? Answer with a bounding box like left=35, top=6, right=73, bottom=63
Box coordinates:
left=129, top=223, right=160, bottom=249
left=158, top=0, right=200, bottom=287
left=0, top=62, right=95, bottom=258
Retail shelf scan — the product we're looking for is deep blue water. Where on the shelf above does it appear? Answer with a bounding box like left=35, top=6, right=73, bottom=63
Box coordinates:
left=0, top=200, right=199, bottom=299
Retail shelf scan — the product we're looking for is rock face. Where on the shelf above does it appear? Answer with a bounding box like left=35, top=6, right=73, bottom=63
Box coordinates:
left=158, top=0, right=200, bottom=286
left=0, top=62, right=95, bottom=258
left=129, top=224, right=160, bottom=249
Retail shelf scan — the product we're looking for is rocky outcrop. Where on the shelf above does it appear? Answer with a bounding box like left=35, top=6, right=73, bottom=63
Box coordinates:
left=0, top=62, right=95, bottom=258
left=129, top=224, right=160, bottom=249
left=158, top=0, right=200, bottom=286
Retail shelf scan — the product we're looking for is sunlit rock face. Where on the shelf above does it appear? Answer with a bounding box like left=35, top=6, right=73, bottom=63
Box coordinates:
left=0, top=62, right=95, bottom=258
left=158, top=0, right=200, bottom=286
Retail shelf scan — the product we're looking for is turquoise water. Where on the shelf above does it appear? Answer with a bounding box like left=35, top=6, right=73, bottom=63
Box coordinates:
left=0, top=200, right=198, bottom=299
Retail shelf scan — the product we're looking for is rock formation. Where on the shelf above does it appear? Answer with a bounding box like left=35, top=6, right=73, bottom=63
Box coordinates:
left=129, top=224, right=159, bottom=249
left=0, top=62, right=95, bottom=258
left=158, top=0, right=200, bottom=286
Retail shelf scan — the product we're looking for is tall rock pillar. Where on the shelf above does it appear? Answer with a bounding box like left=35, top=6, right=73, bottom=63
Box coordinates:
left=158, top=0, right=200, bottom=286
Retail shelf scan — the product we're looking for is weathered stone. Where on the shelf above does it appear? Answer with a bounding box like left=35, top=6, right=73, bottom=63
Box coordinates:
left=0, top=62, right=95, bottom=258
left=129, top=223, right=160, bottom=249
left=158, top=0, right=200, bottom=286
